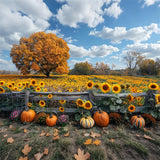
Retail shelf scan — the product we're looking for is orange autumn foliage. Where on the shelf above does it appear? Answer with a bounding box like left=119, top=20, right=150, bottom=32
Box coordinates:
left=10, top=31, right=70, bottom=77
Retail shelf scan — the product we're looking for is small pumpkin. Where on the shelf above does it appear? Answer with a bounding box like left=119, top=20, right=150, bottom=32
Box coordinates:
left=93, top=108, right=109, bottom=127
left=21, top=109, right=36, bottom=123
left=80, top=116, right=95, bottom=129
left=130, top=115, right=145, bottom=128
left=46, top=115, right=57, bottom=126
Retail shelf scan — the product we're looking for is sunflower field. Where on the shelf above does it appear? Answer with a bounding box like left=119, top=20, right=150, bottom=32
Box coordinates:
left=0, top=74, right=160, bottom=125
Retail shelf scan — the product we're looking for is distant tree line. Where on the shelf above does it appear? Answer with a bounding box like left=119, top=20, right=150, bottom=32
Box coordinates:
left=69, top=52, right=160, bottom=76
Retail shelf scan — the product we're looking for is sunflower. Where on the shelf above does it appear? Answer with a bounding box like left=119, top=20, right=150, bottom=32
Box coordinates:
left=69, top=88, right=73, bottom=92
left=43, top=88, right=48, bottom=92
left=94, top=84, right=100, bottom=89
left=112, top=84, right=121, bottom=94
left=28, top=102, right=32, bottom=107
left=35, top=87, right=41, bottom=92
left=76, top=98, right=84, bottom=107
left=31, top=79, right=37, bottom=86
left=128, top=104, right=136, bottom=112
left=87, top=81, right=93, bottom=89
left=7, top=83, right=13, bottom=89
left=48, top=94, right=53, bottom=99
left=13, top=87, right=19, bottom=91
left=126, top=93, right=134, bottom=103
left=120, top=84, right=125, bottom=89
left=136, top=97, right=141, bottom=102
left=39, top=81, right=45, bottom=87
left=59, top=107, right=65, bottom=112
left=0, top=81, right=5, bottom=86
left=155, top=94, right=160, bottom=105
left=148, top=83, right=159, bottom=90
left=17, top=82, right=22, bottom=87
left=39, top=100, right=46, bottom=107
left=0, top=87, right=5, bottom=93
left=39, top=94, right=43, bottom=97
left=84, top=101, right=92, bottom=110
left=101, top=83, right=110, bottom=93
left=59, top=100, right=66, bottom=104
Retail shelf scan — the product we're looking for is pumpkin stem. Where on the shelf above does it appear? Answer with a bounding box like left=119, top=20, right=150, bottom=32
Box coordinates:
left=99, top=108, right=102, bottom=113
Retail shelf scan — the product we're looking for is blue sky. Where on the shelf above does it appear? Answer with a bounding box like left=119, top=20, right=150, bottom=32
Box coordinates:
left=0, top=0, right=160, bottom=71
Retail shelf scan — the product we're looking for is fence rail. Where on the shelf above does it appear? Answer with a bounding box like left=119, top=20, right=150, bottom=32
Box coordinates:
left=0, top=90, right=154, bottom=114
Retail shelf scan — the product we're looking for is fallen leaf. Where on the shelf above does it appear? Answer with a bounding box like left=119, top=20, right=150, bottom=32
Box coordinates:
left=92, top=139, right=101, bottom=145
left=39, top=131, right=46, bottom=137
left=24, top=138, right=30, bottom=141
left=53, top=132, right=58, bottom=137
left=43, top=148, right=49, bottom=155
left=84, top=139, right=92, bottom=145
left=144, top=134, right=154, bottom=140
left=54, top=129, right=59, bottom=133
left=22, top=144, right=32, bottom=155
left=64, top=131, right=69, bottom=137
left=9, top=125, right=13, bottom=129
left=143, top=128, right=148, bottom=132
left=136, top=134, right=141, bottom=138
left=7, top=137, right=14, bottom=143
left=46, top=133, right=51, bottom=137
left=109, top=139, right=114, bottom=143
left=0, top=122, right=3, bottom=125
left=34, top=153, right=43, bottom=160
left=12, top=127, right=17, bottom=131
left=0, top=129, right=7, bottom=133
left=24, top=129, right=27, bottom=133
left=3, top=134, right=8, bottom=137
left=90, top=131, right=101, bottom=138
left=74, top=148, right=90, bottom=160
left=84, top=133, right=90, bottom=137
left=53, top=136, right=60, bottom=141
left=18, top=156, right=28, bottom=160
left=75, top=129, right=79, bottom=135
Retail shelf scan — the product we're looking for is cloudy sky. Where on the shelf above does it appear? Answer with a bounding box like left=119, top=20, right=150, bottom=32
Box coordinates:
left=0, top=0, right=160, bottom=71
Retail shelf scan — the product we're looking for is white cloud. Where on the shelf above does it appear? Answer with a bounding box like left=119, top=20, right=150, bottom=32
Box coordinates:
left=104, top=2, right=122, bottom=19
left=126, top=43, right=160, bottom=59
left=89, top=23, right=160, bottom=43
left=69, top=44, right=119, bottom=58
left=0, top=59, right=17, bottom=71
left=0, top=0, right=52, bottom=51
left=56, top=0, right=122, bottom=28
left=143, top=0, right=160, bottom=7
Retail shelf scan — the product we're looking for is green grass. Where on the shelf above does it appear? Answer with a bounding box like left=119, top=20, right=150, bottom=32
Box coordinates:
left=88, top=146, right=105, bottom=160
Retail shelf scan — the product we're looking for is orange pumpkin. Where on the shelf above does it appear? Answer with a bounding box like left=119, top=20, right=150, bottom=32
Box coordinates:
left=130, top=115, right=145, bottom=128
left=93, top=108, right=109, bottom=127
left=21, top=109, right=36, bottom=122
left=46, top=115, right=57, bottom=126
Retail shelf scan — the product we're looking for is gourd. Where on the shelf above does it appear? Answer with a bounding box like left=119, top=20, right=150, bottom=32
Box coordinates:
left=93, top=108, right=109, bottom=127
left=80, top=116, right=95, bottom=129
left=46, top=115, right=57, bottom=126
left=130, top=115, right=145, bottom=128
left=21, top=109, right=36, bottom=122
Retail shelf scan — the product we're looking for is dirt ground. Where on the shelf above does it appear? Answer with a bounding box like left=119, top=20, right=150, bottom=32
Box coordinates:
left=0, top=115, right=160, bottom=160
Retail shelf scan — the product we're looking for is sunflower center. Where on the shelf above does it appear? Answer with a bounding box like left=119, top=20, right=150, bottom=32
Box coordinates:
left=88, top=83, right=92, bottom=87
left=113, top=86, right=118, bottom=91
left=103, top=85, right=109, bottom=90
left=151, top=85, right=156, bottom=89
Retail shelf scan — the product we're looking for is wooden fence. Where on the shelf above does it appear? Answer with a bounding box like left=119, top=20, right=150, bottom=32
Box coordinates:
left=0, top=90, right=153, bottom=114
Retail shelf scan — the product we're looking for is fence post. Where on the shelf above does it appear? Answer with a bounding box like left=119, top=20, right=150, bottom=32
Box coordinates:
left=25, top=90, right=30, bottom=110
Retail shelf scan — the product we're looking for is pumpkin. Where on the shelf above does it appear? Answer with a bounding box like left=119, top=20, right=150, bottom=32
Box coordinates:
left=93, top=108, right=109, bottom=127
left=46, top=115, right=57, bottom=126
left=35, top=112, right=48, bottom=125
left=130, top=115, right=145, bottom=128
left=21, top=109, right=36, bottom=122
left=80, top=116, right=95, bottom=129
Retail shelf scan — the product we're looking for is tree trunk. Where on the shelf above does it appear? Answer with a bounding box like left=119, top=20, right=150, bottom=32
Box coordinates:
left=46, top=72, right=50, bottom=78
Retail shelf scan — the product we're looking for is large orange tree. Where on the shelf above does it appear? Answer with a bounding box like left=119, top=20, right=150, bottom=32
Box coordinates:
left=10, top=31, right=70, bottom=77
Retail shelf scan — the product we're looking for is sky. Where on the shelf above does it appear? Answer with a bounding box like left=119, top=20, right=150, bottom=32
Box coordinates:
left=0, top=0, right=160, bottom=71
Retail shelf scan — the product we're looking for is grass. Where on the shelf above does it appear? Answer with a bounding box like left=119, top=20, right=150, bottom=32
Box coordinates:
left=124, top=140, right=148, bottom=158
